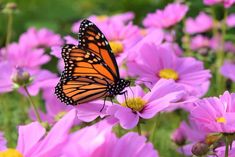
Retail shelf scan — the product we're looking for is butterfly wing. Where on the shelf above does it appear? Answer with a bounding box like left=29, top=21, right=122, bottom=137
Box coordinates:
left=78, top=19, right=120, bottom=80
left=56, top=44, right=114, bottom=105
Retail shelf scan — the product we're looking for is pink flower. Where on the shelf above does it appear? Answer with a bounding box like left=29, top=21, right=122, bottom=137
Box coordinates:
left=143, top=3, right=188, bottom=28
left=190, top=91, right=235, bottom=133
left=226, top=13, right=235, bottom=27
left=0, top=132, right=6, bottom=151
left=220, top=61, right=235, bottom=82
left=204, top=0, right=235, bottom=8
left=0, top=109, right=77, bottom=156
left=214, top=145, right=235, bottom=157
left=72, top=12, right=134, bottom=33
left=19, top=27, right=63, bottom=49
left=127, top=43, right=211, bottom=97
left=62, top=119, right=158, bottom=157
left=190, top=35, right=211, bottom=52
left=107, top=79, right=187, bottom=129
left=185, top=12, right=213, bottom=34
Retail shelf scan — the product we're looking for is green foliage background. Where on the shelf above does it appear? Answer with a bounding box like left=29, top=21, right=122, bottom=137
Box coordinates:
left=0, top=0, right=233, bottom=156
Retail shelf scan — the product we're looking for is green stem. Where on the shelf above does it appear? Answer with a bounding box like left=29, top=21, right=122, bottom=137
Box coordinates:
left=5, top=12, right=13, bottom=47
left=150, top=113, right=161, bottom=143
left=23, top=86, right=42, bottom=123
left=225, top=136, right=229, bottom=157
left=137, top=123, right=142, bottom=135
left=216, top=9, right=227, bottom=94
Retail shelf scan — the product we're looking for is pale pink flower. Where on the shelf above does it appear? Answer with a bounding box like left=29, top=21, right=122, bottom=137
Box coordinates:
left=220, top=61, right=235, bottom=82
left=226, top=13, right=235, bottom=27
left=143, top=3, right=188, bottom=28
left=185, top=12, right=213, bottom=34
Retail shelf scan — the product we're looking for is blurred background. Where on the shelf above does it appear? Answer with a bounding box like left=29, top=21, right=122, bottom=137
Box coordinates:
left=0, top=0, right=207, bottom=46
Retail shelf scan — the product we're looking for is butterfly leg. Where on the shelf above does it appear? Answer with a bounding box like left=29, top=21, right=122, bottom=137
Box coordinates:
left=100, top=97, right=107, bottom=112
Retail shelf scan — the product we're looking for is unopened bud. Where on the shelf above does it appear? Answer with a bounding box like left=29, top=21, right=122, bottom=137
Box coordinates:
left=171, top=128, right=186, bottom=146
left=191, top=142, right=209, bottom=156
left=2, top=2, right=17, bottom=14
left=11, top=67, right=31, bottom=87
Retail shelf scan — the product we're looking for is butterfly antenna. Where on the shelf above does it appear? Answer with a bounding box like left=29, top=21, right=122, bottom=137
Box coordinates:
left=129, top=86, right=134, bottom=99
left=129, top=79, right=152, bottom=92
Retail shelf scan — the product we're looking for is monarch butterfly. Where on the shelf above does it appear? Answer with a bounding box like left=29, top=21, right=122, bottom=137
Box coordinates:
left=55, top=19, right=130, bottom=105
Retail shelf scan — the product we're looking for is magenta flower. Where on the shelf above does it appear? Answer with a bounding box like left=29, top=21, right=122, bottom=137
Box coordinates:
left=127, top=43, right=211, bottom=97
left=191, top=91, right=235, bottom=133
left=143, top=3, right=188, bottom=29
left=190, top=35, right=210, bottom=52
left=173, top=120, right=207, bottom=156
left=226, top=13, right=235, bottom=27
left=214, top=145, right=235, bottom=157
left=220, top=61, right=235, bottom=82
left=204, top=0, right=235, bottom=8
left=185, top=12, right=213, bottom=34
left=19, top=27, right=63, bottom=49
left=0, top=109, right=77, bottom=156
left=62, top=119, right=158, bottom=157
left=107, top=79, right=187, bottom=129
left=0, top=132, right=6, bottom=151
left=72, top=12, right=134, bottom=33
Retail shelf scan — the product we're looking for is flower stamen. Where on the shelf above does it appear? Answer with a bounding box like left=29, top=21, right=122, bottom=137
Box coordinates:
left=216, top=117, right=226, bottom=123
left=109, top=41, right=124, bottom=55
left=0, top=149, right=23, bottom=157
left=158, top=68, right=179, bottom=80
left=121, top=97, right=146, bottom=112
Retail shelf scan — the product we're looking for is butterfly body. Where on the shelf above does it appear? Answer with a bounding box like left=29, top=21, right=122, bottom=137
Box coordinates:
left=55, top=19, right=130, bottom=105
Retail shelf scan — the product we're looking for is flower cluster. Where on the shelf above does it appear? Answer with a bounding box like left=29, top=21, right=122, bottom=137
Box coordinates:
left=1, top=1, right=235, bottom=157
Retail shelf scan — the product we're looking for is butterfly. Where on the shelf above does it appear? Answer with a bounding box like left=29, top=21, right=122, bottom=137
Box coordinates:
left=55, top=19, right=130, bottom=105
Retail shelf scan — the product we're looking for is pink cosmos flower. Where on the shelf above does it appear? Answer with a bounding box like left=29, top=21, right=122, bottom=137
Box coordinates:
left=19, top=27, right=63, bottom=49
left=143, top=3, right=188, bottom=28
left=214, top=145, right=235, bottom=157
left=62, top=119, right=158, bottom=157
left=127, top=43, right=211, bottom=97
left=185, top=12, right=213, bottom=34
left=190, top=35, right=211, bottom=52
left=107, top=79, right=187, bottom=129
left=0, top=109, right=77, bottom=157
left=0, top=132, right=6, bottom=151
left=220, top=61, right=235, bottom=82
left=72, top=12, right=134, bottom=33
left=191, top=91, right=235, bottom=133
left=173, top=120, right=207, bottom=156
left=204, top=0, right=235, bottom=8
left=226, top=13, right=235, bottom=28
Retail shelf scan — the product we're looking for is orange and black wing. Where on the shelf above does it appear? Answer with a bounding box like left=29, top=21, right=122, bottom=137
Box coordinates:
left=78, top=19, right=120, bottom=80
left=55, top=44, right=114, bottom=105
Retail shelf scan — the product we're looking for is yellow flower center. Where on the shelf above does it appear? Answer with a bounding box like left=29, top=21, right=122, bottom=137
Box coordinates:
left=54, top=111, right=67, bottom=121
left=216, top=117, right=226, bottom=123
left=121, top=97, right=146, bottom=112
left=109, top=41, right=124, bottom=55
left=140, top=29, right=147, bottom=36
left=97, top=15, right=108, bottom=22
left=0, top=149, right=23, bottom=157
left=158, top=68, right=179, bottom=80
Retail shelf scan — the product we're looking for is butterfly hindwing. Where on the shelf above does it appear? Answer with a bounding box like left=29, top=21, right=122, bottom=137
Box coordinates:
left=78, top=19, right=120, bottom=79
left=55, top=76, right=109, bottom=105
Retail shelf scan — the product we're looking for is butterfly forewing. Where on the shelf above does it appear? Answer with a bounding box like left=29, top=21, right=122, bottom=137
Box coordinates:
left=78, top=19, right=120, bottom=79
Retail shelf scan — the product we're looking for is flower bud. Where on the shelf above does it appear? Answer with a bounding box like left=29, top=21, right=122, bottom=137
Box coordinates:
left=11, top=67, right=31, bottom=87
left=171, top=128, right=186, bottom=146
left=2, top=2, right=17, bottom=14
left=191, top=142, right=209, bottom=156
